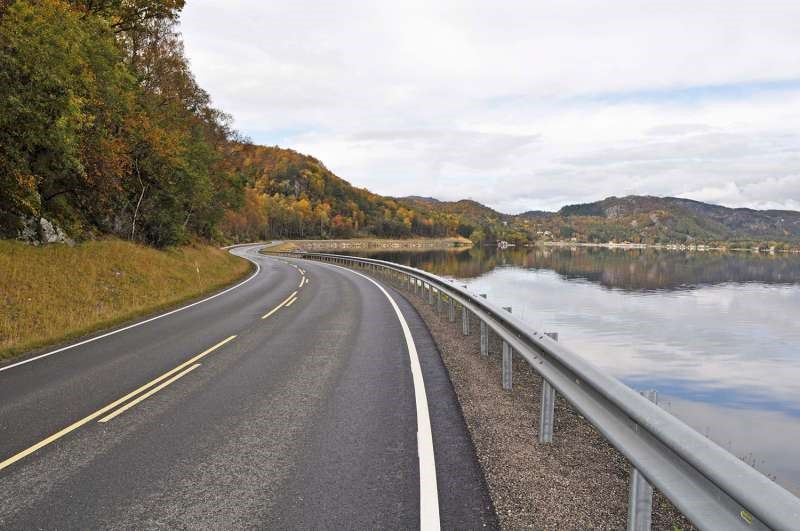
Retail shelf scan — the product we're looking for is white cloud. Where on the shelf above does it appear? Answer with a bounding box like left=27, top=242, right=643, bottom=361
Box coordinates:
left=180, top=0, right=800, bottom=213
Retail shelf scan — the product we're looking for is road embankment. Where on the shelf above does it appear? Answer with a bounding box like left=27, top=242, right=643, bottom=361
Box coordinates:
left=0, top=239, right=252, bottom=361
left=278, top=236, right=473, bottom=251
left=391, top=276, right=695, bottom=530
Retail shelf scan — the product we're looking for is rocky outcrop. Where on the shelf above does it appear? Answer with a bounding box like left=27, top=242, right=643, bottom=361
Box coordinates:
left=17, top=217, right=75, bottom=246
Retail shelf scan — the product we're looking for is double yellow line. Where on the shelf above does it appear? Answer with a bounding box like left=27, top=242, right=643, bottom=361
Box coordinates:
left=261, top=291, right=298, bottom=319
left=262, top=270, right=308, bottom=319
left=1, top=263, right=311, bottom=473
left=0, top=335, right=236, bottom=473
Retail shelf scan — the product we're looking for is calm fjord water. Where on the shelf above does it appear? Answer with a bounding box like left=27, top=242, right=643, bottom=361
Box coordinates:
left=339, top=246, right=800, bottom=493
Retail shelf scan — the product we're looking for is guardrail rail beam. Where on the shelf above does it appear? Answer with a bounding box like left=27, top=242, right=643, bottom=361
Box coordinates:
left=286, top=251, right=800, bottom=531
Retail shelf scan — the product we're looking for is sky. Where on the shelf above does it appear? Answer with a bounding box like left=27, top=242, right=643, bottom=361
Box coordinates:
left=179, top=0, right=800, bottom=214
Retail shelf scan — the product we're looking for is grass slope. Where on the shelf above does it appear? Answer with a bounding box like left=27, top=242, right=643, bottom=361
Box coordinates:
left=0, top=240, right=252, bottom=361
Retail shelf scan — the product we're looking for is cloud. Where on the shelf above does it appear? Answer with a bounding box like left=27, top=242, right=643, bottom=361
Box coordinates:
left=180, top=0, right=800, bottom=213
left=645, top=124, right=715, bottom=137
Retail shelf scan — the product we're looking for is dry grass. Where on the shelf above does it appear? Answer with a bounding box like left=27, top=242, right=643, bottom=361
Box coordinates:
left=259, top=241, right=300, bottom=253
left=0, top=239, right=252, bottom=361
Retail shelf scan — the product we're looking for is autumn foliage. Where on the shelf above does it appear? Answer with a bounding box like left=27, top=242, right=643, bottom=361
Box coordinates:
left=220, top=144, right=473, bottom=242
left=0, top=0, right=242, bottom=246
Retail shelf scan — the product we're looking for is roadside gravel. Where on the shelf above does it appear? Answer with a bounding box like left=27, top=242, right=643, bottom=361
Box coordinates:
left=389, top=276, right=695, bottom=530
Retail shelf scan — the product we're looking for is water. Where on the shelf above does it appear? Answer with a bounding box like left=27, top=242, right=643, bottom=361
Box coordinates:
left=335, top=246, right=800, bottom=493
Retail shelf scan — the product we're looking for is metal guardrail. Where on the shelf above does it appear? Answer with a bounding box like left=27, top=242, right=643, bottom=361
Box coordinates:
left=281, top=251, right=800, bottom=531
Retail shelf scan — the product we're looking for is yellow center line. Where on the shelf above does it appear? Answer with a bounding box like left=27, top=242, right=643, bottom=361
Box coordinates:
left=297, top=276, right=305, bottom=288
left=261, top=291, right=297, bottom=319
left=0, top=335, right=236, bottom=473
left=98, top=364, right=201, bottom=423
left=285, top=296, right=298, bottom=307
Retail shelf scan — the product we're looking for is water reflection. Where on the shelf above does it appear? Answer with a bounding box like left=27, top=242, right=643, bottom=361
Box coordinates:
left=335, top=246, right=800, bottom=493
left=351, top=246, right=800, bottom=290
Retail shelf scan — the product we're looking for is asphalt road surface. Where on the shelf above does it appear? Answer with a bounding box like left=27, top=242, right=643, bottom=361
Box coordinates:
left=0, top=244, right=496, bottom=529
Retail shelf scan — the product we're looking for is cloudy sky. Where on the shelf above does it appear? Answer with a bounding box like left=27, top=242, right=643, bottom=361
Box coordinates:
left=180, top=0, right=800, bottom=213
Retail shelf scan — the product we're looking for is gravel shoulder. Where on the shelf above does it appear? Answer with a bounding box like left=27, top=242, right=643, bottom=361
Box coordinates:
left=386, top=274, right=695, bottom=530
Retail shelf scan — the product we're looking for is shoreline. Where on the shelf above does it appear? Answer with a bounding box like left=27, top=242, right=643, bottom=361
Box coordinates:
left=537, top=240, right=800, bottom=253
left=277, top=237, right=473, bottom=251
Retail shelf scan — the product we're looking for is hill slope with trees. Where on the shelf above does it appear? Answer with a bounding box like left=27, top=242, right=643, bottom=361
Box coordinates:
left=0, top=0, right=243, bottom=246
left=542, top=196, right=800, bottom=246
left=1, top=2, right=797, bottom=250
left=218, top=143, right=472, bottom=242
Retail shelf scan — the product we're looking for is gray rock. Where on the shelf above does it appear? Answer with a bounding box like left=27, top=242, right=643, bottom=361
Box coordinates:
left=16, top=215, right=75, bottom=246
left=39, top=217, right=60, bottom=243
left=28, top=217, right=75, bottom=246
left=17, top=217, right=39, bottom=244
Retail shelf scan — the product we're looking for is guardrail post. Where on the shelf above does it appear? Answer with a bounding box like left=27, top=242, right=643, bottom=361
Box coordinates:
left=436, top=290, right=442, bottom=314
left=627, top=390, right=657, bottom=531
left=462, top=305, right=470, bottom=335
left=502, top=306, right=512, bottom=390
left=479, top=294, right=488, bottom=356
left=428, top=283, right=434, bottom=305
left=448, top=297, right=456, bottom=322
left=480, top=321, right=488, bottom=356
left=539, top=332, right=559, bottom=444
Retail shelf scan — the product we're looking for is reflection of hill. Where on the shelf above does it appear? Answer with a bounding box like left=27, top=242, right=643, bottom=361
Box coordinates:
left=521, top=248, right=800, bottom=291
left=338, top=247, right=497, bottom=278
left=344, top=247, right=800, bottom=291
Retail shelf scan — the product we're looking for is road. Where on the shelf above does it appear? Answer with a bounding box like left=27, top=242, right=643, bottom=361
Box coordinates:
left=0, top=244, right=496, bottom=529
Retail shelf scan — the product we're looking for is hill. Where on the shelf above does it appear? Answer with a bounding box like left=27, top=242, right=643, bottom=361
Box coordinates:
left=552, top=195, right=800, bottom=245
left=219, top=144, right=474, bottom=242
left=0, top=2, right=472, bottom=247
left=398, top=196, right=529, bottom=243
left=392, top=195, right=800, bottom=247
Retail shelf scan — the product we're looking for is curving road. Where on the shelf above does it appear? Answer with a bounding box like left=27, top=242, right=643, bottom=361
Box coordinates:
left=0, top=245, right=496, bottom=529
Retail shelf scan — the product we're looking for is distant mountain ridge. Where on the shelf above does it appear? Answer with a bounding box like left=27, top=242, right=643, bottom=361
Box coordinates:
left=557, top=195, right=800, bottom=241
left=398, top=194, right=800, bottom=245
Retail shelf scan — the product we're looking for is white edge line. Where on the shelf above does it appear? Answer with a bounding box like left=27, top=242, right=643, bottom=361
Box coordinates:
left=320, top=260, right=441, bottom=530
left=0, top=246, right=263, bottom=373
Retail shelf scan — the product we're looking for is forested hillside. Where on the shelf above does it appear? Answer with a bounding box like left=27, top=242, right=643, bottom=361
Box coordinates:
left=397, top=195, right=800, bottom=248
left=399, top=196, right=530, bottom=243
left=0, top=0, right=473, bottom=246
left=541, top=196, right=800, bottom=246
left=0, top=0, right=246, bottom=246
left=218, top=143, right=473, bottom=242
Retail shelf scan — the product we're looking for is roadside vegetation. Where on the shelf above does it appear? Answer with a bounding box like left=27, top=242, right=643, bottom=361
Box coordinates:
left=0, top=239, right=251, bottom=360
